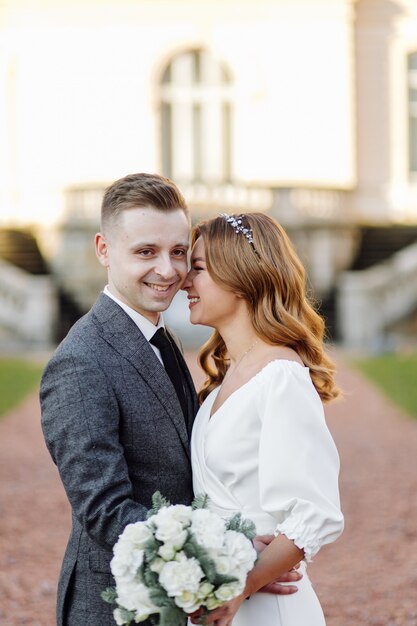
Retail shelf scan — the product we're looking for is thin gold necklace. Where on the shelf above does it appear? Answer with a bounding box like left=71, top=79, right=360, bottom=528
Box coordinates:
left=222, top=339, right=258, bottom=387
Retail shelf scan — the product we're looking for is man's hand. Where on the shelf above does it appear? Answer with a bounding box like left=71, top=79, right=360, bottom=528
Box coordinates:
left=253, top=534, right=302, bottom=595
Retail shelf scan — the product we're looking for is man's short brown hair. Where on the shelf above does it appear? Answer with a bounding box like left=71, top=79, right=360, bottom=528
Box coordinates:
left=101, top=173, right=188, bottom=230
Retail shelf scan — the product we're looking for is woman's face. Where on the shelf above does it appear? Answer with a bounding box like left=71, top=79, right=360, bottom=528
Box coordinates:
left=183, top=236, right=242, bottom=329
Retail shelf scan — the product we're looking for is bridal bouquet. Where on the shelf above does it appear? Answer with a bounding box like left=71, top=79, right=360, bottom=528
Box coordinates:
left=102, top=492, right=257, bottom=626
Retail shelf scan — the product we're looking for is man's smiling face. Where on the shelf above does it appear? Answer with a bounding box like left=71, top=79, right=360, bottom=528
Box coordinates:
left=96, top=206, right=190, bottom=324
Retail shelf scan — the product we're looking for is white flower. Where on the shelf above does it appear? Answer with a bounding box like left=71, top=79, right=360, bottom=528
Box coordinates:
left=197, top=581, right=214, bottom=600
left=116, top=580, right=160, bottom=619
left=190, top=509, right=226, bottom=550
left=159, top=553, right=204, bottom=597
left=111, top=542, right=144, bottom=581
left=121, top=522, right=153, bottom=548
left=158, top=542, right=176, bottom=561
left=205, top=594, right=223, bottom=610
left=174, top=590, right=201, bottom=613
left=214, top=581, right=244, bottom=602
left=149, top=557, right=165, bottom=574
left=211, top=555, right=236, bottom=577
left=168, top=504, right=193, bottom=526
left=152, top=507, right=188, bottom=548
left=222, top=530, right=257, bottom=571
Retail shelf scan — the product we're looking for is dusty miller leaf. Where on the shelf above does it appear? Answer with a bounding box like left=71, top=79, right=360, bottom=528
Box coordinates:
left=191, top=493, right=210, bottom=510
left=146, top=491, right=172, bottom=519
left=143, top=536, right=161, bottom=562
left=101, top=587, right=118, bottom=604
left=182, top=538, right=218, bottom=584
left=158, top=605, right=187, bottom=626
left=149, top=588, right=176, bottom=608
left=118, top=607, right=136, bottom=624
left=225, top=513, right=256, bottom=540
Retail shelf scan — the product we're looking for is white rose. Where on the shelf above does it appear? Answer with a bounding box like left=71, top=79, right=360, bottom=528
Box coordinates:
left=149, top=557, right=165, bottom=574
left=158, top=542, right=176, bottom=561
left=212, top=555, right=236, bottom=576
left=197, top=581, right=214, bottom=600
left=153, top=508, right=188, bottom=548
left=190, top=509, right=225, bottom=550
left=174, top=590, right=201, bottom=613
left=222, top=531, right=257, bottom=572
left=111, top=543, right=144, bottom=581
left=116, top=580, right=159, bottom=619
left=205, top=594, right=223, bottom=610
left=169, top=504, right=193, bottom=526
left=159, top=553, right=204, bottom=597
left=214, top=581, right=244, bottom=602
left=121, top=522, right=153, bottom=548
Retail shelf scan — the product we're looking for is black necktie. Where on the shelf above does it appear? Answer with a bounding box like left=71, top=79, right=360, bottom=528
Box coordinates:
left=150, top=328, right=188, bottom=421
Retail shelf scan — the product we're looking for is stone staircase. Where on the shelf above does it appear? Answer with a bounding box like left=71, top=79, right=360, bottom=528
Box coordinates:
left=0, top=228, right=49, bottom=275
left=335, top=226, right=417, bottom=349
left=320, top=225, right=417, bottom=345
left=350, top=226, right=417, bottom=270
left=0, top=228, right=82, bottom=347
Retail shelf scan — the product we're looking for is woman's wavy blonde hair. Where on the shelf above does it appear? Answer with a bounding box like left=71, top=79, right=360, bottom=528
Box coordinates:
left=192, top=213, right=340, bottom=405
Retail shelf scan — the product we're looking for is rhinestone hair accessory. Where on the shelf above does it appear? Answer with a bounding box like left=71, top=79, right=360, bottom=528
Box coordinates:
left=219, top=213, right=260, bottom=258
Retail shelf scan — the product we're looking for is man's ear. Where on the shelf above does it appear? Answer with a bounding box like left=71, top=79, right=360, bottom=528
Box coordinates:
left=95, top=232, right=109, bottom=268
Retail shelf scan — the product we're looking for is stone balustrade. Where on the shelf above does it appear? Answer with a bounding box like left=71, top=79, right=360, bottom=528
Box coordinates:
left=337, top=242, right=417, bottom=348
left=0, top=259, right=58, bottom=346
left=64, top=182, right=351, bottom=224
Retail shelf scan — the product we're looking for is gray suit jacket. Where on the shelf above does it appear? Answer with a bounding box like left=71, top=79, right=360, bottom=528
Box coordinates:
left=40, top=293, right=199, bottom=626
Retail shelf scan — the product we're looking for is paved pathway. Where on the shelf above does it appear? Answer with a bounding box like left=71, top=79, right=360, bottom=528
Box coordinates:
left=1, top=352, right=417, bottom=626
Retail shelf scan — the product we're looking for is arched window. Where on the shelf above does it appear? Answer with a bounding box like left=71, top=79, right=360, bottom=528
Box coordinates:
left=160, top=49, right=232, bottom=184
left=408, top=52, right=417, bottom=174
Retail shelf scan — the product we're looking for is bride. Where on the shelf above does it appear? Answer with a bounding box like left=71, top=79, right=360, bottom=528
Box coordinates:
left=183, top=213, right=344, bottom=626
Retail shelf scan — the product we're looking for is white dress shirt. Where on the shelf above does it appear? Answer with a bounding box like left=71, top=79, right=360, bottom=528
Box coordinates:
left=103, top=286, right=165, bottom=364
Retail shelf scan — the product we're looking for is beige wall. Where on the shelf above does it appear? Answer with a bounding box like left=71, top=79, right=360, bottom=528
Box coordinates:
left=355, top=0, right=417, bottom=221
left=2, top=0, right=417, bottom=227
left=0, top=0, right=356, bottom=226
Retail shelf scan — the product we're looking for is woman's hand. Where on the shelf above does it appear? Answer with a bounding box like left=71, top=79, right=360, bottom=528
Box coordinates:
left=189, top=593, right=246, bottom=626
left=253, top=534, right=302, bottom=594
left=190, top=534, right=304, bottom=625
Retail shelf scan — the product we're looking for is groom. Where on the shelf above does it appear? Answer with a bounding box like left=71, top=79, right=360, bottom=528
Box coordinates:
left=40, top=173, right=300, bottom=626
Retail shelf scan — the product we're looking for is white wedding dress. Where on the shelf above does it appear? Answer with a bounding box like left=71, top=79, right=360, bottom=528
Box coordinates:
left=190, top=360, right=344, bottom=626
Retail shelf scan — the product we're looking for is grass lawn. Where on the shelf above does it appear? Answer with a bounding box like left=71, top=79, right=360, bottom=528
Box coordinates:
left=0, top=358, right=45, bottom=418
left=354, top=351, right=417, bottom=419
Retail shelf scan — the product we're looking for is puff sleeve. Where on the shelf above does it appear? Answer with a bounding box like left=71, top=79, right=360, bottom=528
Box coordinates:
left=257, top=362, right=344, bottom=562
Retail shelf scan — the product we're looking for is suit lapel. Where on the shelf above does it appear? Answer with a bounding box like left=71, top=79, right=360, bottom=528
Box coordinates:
left=91, top=294, right=191, bottom=458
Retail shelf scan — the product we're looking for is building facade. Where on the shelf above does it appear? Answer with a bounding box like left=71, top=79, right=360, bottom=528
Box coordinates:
left=0, top=0, right=417, bottom=347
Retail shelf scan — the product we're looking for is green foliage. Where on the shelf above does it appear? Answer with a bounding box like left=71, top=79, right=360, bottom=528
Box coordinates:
left=158, top=605, right=187, bottom=626
left=353, top=352, right=417, bottom=419
left=182, top=537, right=217, bottom=583
left=0, top=358, right=44, bottom=418
left=142, top=565, right=160, bottom=588
left=211, top=572, right=238, bottom=587
left=144, top=537, right=161, bottom=562
left=147, top=491, right=171, bottom=519
left=225, top=513, right=256, bottom=540
left=149, top=588, right=176, bottom=608
left=192, top=493, right=210, bottom=509
left=101, top=587, right=118, bottom=604
left=117, top=607, right=136, bottom=624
